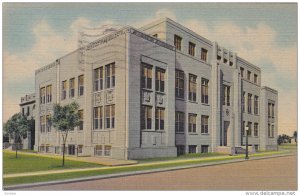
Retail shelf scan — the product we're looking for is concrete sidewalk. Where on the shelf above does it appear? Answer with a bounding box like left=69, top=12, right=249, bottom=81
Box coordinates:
left=4, top=153, right=295, bottom=190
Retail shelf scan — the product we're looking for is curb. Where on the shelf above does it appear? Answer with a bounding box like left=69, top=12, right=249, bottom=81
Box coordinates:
left=4, top=153, right=295, bottom=190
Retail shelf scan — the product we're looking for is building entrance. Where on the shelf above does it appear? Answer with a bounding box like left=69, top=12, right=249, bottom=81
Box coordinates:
left=220, top=121, right=230, bottom=146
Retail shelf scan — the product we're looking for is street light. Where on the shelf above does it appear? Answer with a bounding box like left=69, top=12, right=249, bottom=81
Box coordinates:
left=245, top=125, right=249, bottom=159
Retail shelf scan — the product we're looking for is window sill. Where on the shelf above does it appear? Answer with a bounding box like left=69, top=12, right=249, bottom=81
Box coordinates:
left=188, top=133, right=198, bottom=135
left=142, top=129, right=165, bottom=133
left=106, top=87, right=115, bottom=91
left=156, top=91, right=166, bottom=95
left=201, top=103, right=210, bottom=106
left=188, top=100, right=198, bottom=104
left=141, top=88, right=153, bottom=92
left=175, top=132, right=185, bottom=134
left=176, top=97, right=185, bottom=101
left=93, top=129, right=113, bottom=132
left=201, top=133, right=210, bottom=135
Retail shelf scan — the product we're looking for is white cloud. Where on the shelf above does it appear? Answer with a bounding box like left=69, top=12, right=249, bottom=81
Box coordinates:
left=3, top=18, right=116, bottom=122
left=132, top=8, right=177, bottom=28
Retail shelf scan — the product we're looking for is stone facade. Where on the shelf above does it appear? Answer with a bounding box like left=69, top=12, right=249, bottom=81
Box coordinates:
left=33, top=18, right=278, bottom=159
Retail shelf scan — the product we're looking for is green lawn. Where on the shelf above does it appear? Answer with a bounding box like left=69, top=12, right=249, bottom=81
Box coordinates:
left=137, top=152, right=226, bottom=163
left=3, top=151, right=102, bottom=174
left=278, top=143, right=297, bottom=150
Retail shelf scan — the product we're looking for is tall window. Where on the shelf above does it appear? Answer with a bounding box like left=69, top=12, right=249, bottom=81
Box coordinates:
left=242, top=92, right=245, bottom=113
left=189, top=42, right=195, bottom=56
left=223, top=85, right=230, bottom=106
left=141, top=105, right=152, bottom=129
left=188, top=114, right=197, bottom=133
left=272, top=103, right=275, bottom=118
left=201, top=48, right=208, bottom=62
left=46, top=85, right=52, bottom=103
left=155, top=107, right=165, bottom=130
left=242, top=121, right=245, bottom=136
left=105, top=105, right=115, bottom=129
left=240, top=67, right=244, bottom=78
left=247, top=122, right=252, bottom=136
left=46, top=115, right=51, bottom=132
left=247, top=71, right=251, bottom=80
left=175, top=112, right=184, bottom=133
left=268, top=103, right=275, bottom=118
left=40, top=87, right=46, bottom=104
left=201, top=78, right=209, bottom=104
left=78, top=110, right=83, bottom=130
left=106, top=63, right=115, bottom=89
left=141, top=65, right=152, bottom=90
left=61, top=80, right=67, bottom=100
left=174, top=35, right=182, bottom=50
left=189, top=74, right=197, bottom=102
left=155, top=68, right=165, bottom=92
left=254, top=74, right=258, bottom=84
left=248, top=93, right=252, bottom=114
left=40, top=116, right=46, bottom=133
left=93, top=106, right=103, bottom=130
left=254, top=123, right=259, bottom=137
left=94, top=67, right=103, bottom=91
left=175, top=70, right=184, bottom=99
left=201, top=115, right=209, bottom=134
left=268, top=123, right=274, bottom=138
left=254, top=96, right=259, bottom=115
left=69, top=78, right=75, bottom=98
left=111, top=105, right=115, bottom=129
left=78, top=75, right=84, bottom=96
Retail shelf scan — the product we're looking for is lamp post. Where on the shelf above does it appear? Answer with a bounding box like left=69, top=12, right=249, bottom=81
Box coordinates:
left=245, top=125, right=249, bottom=159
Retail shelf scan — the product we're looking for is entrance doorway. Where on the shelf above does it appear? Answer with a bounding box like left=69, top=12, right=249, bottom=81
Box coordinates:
left=223, top=121, right=230, bottom=146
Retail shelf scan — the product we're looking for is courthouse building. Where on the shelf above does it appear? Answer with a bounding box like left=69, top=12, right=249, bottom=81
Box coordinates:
left=34, top=18, right=278, bottom=159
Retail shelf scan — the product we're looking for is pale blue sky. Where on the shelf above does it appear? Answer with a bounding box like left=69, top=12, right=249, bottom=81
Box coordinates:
left=4, top=3, right=297, bottom=52
left=2, top=3, right=298, bottom=135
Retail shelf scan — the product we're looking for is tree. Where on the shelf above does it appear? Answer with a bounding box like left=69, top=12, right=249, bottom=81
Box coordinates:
left=3, top=113, right=31, bottom=158
left=277, top=135, right=284, bottom=145
left=293, top=130, right=297, bottom=144
left=50, top=102, right=80, bottom=166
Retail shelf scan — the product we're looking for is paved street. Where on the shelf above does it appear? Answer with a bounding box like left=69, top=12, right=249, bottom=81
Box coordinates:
left=22, top=155, right=297, bottom=191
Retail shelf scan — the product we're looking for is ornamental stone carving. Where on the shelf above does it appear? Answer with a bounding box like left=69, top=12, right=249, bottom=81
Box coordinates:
left=143, top=91, right=151, bottom=102
left=106, top=90, right=115, bottom=104
left=94, top=92, right=103, bottom=106
left=156, top=93, right=165, bottom=107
